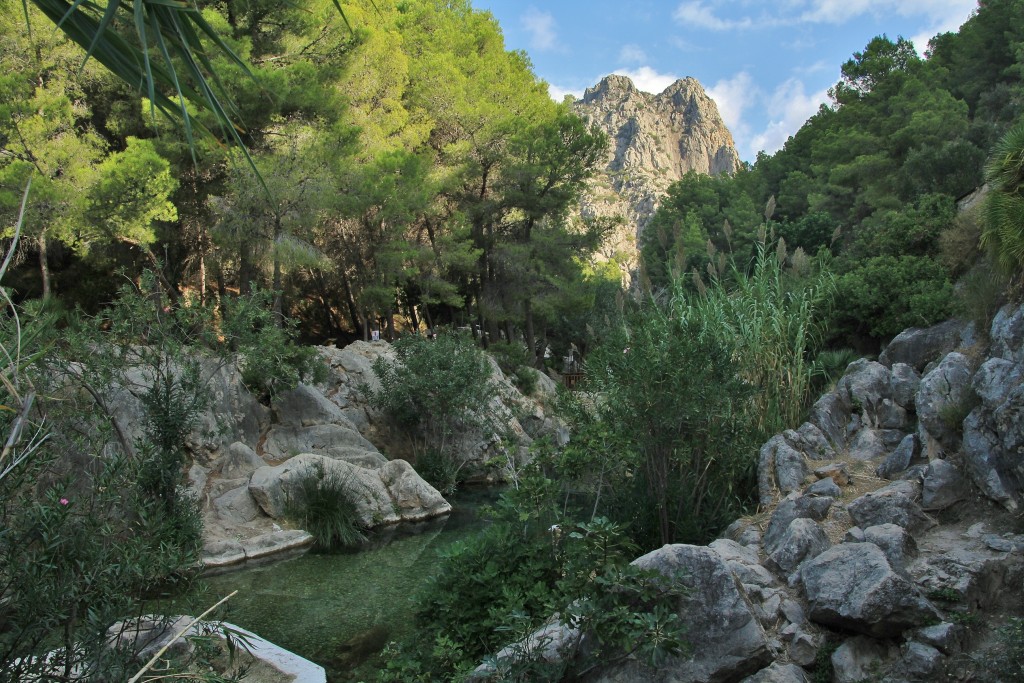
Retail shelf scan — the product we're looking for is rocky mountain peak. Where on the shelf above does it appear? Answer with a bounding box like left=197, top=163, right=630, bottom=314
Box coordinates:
left=571, top=74, right=740, bottom=275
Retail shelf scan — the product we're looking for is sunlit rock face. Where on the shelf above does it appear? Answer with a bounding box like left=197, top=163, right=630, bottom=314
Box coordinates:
left=571, top=74, right=740, bottom=275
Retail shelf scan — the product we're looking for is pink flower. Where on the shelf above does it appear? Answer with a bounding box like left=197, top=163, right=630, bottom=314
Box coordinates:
left=59, top=498, right=69, bottom=506
left=623, top=347, right=630, bottom=354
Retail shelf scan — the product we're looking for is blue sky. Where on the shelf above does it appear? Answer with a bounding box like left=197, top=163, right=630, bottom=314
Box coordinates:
left=470, top=0, right=979, bottom=162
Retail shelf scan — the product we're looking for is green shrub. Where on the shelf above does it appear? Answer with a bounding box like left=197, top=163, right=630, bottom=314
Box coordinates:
left=284, top=462, right=366, bottom=549
left=367, top=332, right=498, bottom=490
left=835, top=254, right=954, bottom=342
left=380, top=505, right=686, bottom=682
left=221, top=289, right=328, bottom=402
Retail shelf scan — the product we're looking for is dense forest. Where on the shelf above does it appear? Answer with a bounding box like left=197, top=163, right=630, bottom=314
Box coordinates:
left=2, top=0, right=1024, bottom=681
left=1, top=0, right=617, bottom=368
left=643, top=0, right=1024, bottom=350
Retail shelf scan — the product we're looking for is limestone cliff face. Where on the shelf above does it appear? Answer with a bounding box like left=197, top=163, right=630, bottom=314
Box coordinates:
left=572, top=74, right=740, bottom=270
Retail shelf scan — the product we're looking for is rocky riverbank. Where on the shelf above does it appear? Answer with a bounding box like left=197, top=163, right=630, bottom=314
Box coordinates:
left=481, top=304, right=1024, bottom=682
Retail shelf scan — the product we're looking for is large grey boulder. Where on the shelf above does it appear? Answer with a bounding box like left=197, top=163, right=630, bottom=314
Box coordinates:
left=847, top=480, right=936, bottom=534
left=876, top=434, right=919, bottom=479
left=922, top=459, right=969, bottom=511
left=763, top=495, right=833, bottom=550
left=261, top=423, right=379, bottom=461
left=890, top=362, right=922, bottom=411
left=807, top=392, right=851, bottom=449
left=757, top=434, right=809, bottom=506
left=801, top=543, right=940, bottom=637
left=991, top=304, right=1024, bottom=364
left=709, top=539, right=776, bottom=587
left=831, top=636, right=894, bottom=683
left=764, top=517, right=831, bottom=576
left=879, top=318, right=970, bottom=372
left=838, top=359, right=894, bottom=427
left=248, top=453, right=450, bottom=527
left=916, top=352, right=974, bottom=455
left=272, top=383, right=349, bottom=427
left=757, top=424, right=836, bottom=506
left=213, top=484, right=261, bottom=525
left=848, top=427, right=890, bottom=461
left=590, top=545, right=771, bottom=683
left=962, top=357, right=1024, bottom=510
left=862, top=523, right=918, bottom=572
left=217, top=441, right=265, bottom=479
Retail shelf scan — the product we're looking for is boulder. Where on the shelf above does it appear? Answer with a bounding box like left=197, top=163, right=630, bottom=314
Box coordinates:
left=739, top=662, right=810, bottom=683
left=876, top=434, right=919, bottom=480
left=897, top=641, right=943, bottom=681
left=862, top=523, right=918, bottom=572
left=831, top=636, right=894, bottom=683
left=890, top=362, right=921, bottom=411
left=764, top=518, right=831, bottom=576
left=757, top=434, right=810, bottom=506
left=916, top=352, right=974, bottom=454
left=879, top=318, right=970, bottom=372
left=801, top=543, right=940, bottom=637
left=838, top=360, right=895, bottom=427
left=807, top=392, right=851, bottom=449
left=876, top=398, right=909, bottom=430
left=962, top=358, right=1024, bottom=510
left=272, top=383, right=349, bottom=427
left=763, top=495, right=833, bottom=550
left=813, top=462, right=849, bottom=486
left=217, top=441, right=265, bottom=479
left=922, top=459, right=969, bottom=511
left=590, top=544, right=771, bottom=683
left=213, top=484, right=261, bottom=525
left=991, top=304, right=1024, bottom=363
left=378, top=459, right=451, bottom=521
left=848, top=427, right=890, bottom=460
left=710, top=538, right=777, bottom=587
left=804, top=477, right=841, bottom=498
left=847, top=480, right=936, bottom=534
left=909, top=622, right=965, bottom=655
left=791, top=422, right=836, bottom=461
left=261, top=423, right=379, bottom=461
left=249, top=454, right=450, bottom=527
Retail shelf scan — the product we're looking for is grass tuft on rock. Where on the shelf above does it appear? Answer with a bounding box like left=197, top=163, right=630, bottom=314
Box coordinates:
left=285, top=462, right=367, bottom=550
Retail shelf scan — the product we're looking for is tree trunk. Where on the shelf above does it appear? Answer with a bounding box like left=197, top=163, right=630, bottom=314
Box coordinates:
left=340, top=271, right=361, bottom=333
left=38, top=233, right=50, bottom=299
left=272, top=219, right=283, bottom=326
left=524, top=299, right=536, bottom=367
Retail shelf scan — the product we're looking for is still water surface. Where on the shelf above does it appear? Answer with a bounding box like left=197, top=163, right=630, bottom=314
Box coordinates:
left=185, top=488, right=499, bottom=681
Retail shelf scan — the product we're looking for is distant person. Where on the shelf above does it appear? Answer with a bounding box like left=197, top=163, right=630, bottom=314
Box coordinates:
left=371, top=328, right=380, bottom=342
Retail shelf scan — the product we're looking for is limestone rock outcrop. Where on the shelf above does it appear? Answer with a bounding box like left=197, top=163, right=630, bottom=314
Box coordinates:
left=572, top=74, right=740, bottom=272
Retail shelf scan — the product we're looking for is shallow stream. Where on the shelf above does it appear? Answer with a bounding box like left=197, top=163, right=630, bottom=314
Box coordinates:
left=183, top=488, right=499, bottom=682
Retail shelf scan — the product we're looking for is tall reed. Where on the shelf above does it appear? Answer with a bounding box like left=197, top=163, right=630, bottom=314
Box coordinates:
left=672, top=238, right=835, bottom=438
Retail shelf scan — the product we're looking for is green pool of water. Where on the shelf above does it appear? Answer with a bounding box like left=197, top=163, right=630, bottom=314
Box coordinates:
left=183, top=488, right=499, bottom=682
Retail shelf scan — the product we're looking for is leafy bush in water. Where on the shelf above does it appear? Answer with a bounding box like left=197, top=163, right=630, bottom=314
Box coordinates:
left=284, top=462, right=366, bottom=549
left=367, top=332, right=498, bottom=491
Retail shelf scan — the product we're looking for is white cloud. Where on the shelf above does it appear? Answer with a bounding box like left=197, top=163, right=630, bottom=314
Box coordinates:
left=797, top=0, right=976, bottom=26
left=610, top=66, right=681, bottom=95
left=547, top=83, right=583, bottom=103
left=747, top=78, right=830, bottom=158
left=707, top=71, right=757, bottom=135
left=673, top=1, right=754, bottom=30
left=521, top=7, right=558, bottom=51
left=619, top=44, right=648, bottom=64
